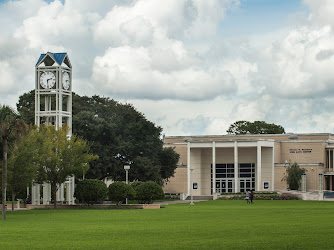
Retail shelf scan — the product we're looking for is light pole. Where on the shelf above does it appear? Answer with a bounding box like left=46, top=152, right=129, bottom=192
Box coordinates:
left=190, top=167, right=194, bottom=205
left=124, top=165, right=130, bottom=204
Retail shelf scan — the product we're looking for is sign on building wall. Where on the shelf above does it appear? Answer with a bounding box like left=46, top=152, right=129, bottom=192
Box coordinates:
left=264, top=182, right=269, bottom=189
left=289, top=148, right=312, bottom=154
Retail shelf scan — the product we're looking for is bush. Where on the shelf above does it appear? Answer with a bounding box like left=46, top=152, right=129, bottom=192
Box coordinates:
left=131, top=181, right=144, bottom=190
left=284, top=163, right=306, bottom=190
left=108, top=182, right=135, bottom=205
left=218, top=193, right=280, bottom=200
left=279, top=193, right=302, bottom=200
left=134, top=181, right=164, bottom=204
left=74, top=179, right=108, bottom=205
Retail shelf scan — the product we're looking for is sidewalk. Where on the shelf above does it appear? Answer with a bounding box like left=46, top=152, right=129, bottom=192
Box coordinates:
left=154, top=200, right=207, bottom=205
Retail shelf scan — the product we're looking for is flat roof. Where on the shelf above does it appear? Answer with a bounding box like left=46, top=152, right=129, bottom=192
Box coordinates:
left=165, top=133, right=334, bottom=139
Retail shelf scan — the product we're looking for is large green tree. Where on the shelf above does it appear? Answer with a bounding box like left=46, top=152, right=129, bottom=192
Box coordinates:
left=7, top=126, right=39, bottom=210
left=33, top=125, right=98, bottom=208
left=227, top=121, right=285, bottom=135
left=0, top=105, right=27, bottom=220
left=17, top=92, right=179, bottom=185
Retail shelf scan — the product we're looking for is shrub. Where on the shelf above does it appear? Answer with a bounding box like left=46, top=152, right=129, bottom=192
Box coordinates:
left=134, top=181, right=164, bottom=204
left=131, top=181, right=144, bottom=190
left=74, top=179, right=108, bottom=205
left=218, top=193, right=281, bottom=200
left=280, top=193, right=302, bottom=200
left=284, top=163, right=306, bottom=190
left=108, top=182, right=135, bottom=205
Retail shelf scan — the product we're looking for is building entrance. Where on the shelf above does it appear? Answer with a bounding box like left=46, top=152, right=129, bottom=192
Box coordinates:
left=239, top=179, right=253, bottom=192
left=211, top=163, right=255, bottom=194
left=215, top=179, right=234, bottom=193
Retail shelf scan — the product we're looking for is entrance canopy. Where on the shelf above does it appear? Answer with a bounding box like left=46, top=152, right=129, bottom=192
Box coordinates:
left=185, top=139, right=275, bottom=196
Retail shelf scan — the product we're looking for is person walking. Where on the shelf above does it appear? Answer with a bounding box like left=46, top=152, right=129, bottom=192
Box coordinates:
left=245, top=190, right=250, bottom=204
left=250, top=190, right=254, bottom=204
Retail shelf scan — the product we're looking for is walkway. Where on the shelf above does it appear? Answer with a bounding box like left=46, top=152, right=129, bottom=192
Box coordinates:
left=154, top=200, right=207, bottom=205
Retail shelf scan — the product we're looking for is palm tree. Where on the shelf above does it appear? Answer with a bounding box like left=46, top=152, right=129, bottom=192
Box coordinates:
left=0, top=105, right=26, bottom=220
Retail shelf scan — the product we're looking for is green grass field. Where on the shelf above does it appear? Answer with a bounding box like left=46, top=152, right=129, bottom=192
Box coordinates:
left=1, top=200, right=333, bottom=249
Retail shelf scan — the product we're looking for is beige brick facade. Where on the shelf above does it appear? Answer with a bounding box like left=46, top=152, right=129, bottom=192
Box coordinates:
left=163, top=133, right=334, bottom=195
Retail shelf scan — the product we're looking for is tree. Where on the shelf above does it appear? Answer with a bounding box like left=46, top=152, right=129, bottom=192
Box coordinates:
left=0, top=105, right=27, bottom=220
left=74, top=179, right=108, bottom=205
left=16, top=92, right=180, bottom=184
left=284, top=163, right=306, bottom=190
left=227, top=121, right=285, bottom=135
left=16, top=90, right=35, bottom=125
left=108, top=182, right=135, bottom=205
left=7, top=127, right=39, bottom=210
left=34, top=125, right=98, bottom=208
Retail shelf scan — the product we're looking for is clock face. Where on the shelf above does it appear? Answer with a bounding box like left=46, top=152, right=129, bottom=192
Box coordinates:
left=40, top=71, right=56, bottom=89
left=62, top=72, right=70, bottom=90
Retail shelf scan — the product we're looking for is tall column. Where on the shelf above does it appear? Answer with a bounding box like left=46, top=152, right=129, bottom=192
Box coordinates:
left=66, top=180, right=71, bottom=205
left=42, top=182, right=49, bottom=205
left=212, top=142, right=216, bottom=195
left=31, top=184, right=36, bottom=205
left=71, top=176, right=75, bottom=204
left=60, top=183, right=64, bottom=202
left=328, top=150, right=334, bottom=172
left=36, top=184, right=40, bottom=205
left=328, top=150, right=330, bottom=171
left=187, top=141, right=191, bottom=196
left=32, top=183, right=40, bottom=205
left=57, top=183, right=65, bottom=202
left=257, top=143, right=262, bottom=192
left=234, top=141, right=238, bottom=193
left=271, top=146, right=275, bottom=191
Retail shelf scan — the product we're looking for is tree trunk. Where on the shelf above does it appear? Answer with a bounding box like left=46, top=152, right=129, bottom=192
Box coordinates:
left=2, top=137, right=8, bottom=220
left=11, top=190, right=16, bottom=211
left=52, top=182, right=57, bottom=209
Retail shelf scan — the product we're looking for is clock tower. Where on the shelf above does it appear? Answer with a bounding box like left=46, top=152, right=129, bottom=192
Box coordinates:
left=35, top=52, right=72, bottom=135
left=33, top=52, right=75, bottom=205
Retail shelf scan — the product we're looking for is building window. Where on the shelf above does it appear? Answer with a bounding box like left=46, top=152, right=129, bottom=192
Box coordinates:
left=211, top=163, right=255, bottom=194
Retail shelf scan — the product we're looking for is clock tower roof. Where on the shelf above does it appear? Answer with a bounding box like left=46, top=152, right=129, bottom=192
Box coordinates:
left=36, top=52, right=71, bottom=68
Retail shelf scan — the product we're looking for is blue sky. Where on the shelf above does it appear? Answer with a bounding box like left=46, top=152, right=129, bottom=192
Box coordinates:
left=219, top=0, right=309, bottom=37
left=2, top=0, right=334, bottom=135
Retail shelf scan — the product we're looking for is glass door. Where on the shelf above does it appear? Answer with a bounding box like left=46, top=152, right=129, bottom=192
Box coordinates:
left=215, top=180, right=227, bottom=193
left=239, top=179, right=252, bottom=192
left=227, top=179, right=234, bottom=193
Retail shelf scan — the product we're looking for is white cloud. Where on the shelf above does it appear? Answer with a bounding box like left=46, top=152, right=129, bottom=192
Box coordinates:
left=92, top=45, right=236, bottom=101
left=3, top=0, right=334, bottom=136
left=0, top=61, right=16, bottom=93
left=14, top=0, right=91, bottom=50
left=254, top=25, right=334, bottom=99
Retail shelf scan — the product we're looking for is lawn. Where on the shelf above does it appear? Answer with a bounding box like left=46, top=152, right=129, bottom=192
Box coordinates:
left=0, top=200, right=333, bottom=249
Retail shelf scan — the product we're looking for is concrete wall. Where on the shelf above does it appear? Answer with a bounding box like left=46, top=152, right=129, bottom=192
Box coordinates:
left=261, top=147, right=273, bottom=190
left=200, top=148, right=212, bottom=196
left=163, top=167, right=187, bottom=193
left=275, top=166, right=288, bottom=190
left=278, top=142, right=326, bottom=164
left=274, top=165, right=326, bottom=191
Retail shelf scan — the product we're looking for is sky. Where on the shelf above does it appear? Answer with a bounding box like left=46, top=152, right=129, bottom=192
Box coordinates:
left=1, top=0, right=334, bottom=136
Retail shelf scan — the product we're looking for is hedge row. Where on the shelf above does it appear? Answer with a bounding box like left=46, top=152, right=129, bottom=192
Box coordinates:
left=218, top=193, right=301, bottom=200
left=74, top=179, right=164, bottom=205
